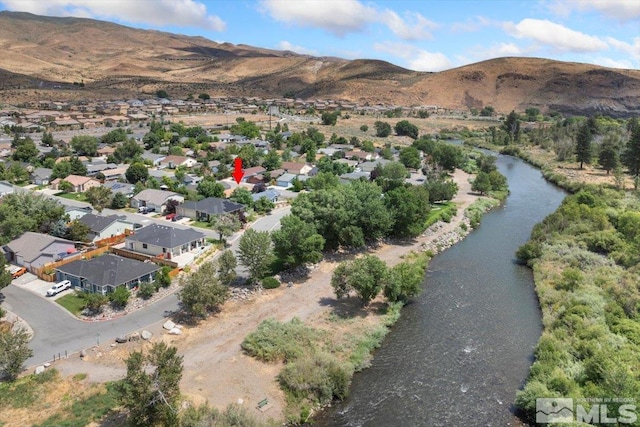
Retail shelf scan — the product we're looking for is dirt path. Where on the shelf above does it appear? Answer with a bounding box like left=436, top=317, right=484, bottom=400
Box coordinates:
left=54, top=169, right=481, bottom=422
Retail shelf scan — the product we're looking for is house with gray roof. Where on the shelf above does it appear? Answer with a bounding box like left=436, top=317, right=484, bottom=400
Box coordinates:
left=141, top=152, right=166, bottom=167
left=55, top=254, right=160, bottom=295
left=130, top=189, right=184, bottom=213
left=78, top=214, right=134, bottom=242
left=176, top=197, right=244, bottom=222
left=276, top=173, right=297, bottom=188
left=252, top=189, right=280, bottom=203
left=0, top=180, right=15, bottom=197
left=3, top=232, right=76, bottom=271
left=102, top=181, right=135, bottom=197
left=65, top=206, right=93, bottom=221
left=125, top=224, right=205, bottom=260
left=30, top=167, right=53, bottom=185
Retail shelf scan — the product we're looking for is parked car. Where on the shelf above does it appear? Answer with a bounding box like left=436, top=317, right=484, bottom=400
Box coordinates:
left=7, top=266, right=27, bottom=279
left=166, top=213, right=176, bottom=221
left=46, top=280, right=71, bottom=297
left=138, top=206, right=148, bottom=214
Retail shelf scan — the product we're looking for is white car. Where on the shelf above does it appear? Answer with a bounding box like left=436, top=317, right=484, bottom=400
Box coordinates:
left=46, top=280, right=71, bottom=297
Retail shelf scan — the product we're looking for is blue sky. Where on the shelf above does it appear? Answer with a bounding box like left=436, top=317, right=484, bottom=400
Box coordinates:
left=1, top=0, right=639, bottom=71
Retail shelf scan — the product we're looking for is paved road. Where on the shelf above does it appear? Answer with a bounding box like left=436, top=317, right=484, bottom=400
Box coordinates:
left=1, top=206, right=291, bottom=367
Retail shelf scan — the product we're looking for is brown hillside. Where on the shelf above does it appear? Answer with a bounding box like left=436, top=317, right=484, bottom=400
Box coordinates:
left=1, top=11, right=639, bottom=117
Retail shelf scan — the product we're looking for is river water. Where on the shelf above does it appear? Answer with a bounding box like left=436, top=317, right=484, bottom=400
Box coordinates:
left=316, top=154, right=567, bottom=426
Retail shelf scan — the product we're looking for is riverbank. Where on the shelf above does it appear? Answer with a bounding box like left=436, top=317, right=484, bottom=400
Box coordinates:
left=3, top=169, right=503, bottom=426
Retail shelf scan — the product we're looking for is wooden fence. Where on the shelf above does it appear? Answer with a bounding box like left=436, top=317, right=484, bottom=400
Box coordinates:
left=33, top=246, right=112, bottom=282
left=95, top=229, right=133, bottom=248
left=110, top=247, right=179, bottom=269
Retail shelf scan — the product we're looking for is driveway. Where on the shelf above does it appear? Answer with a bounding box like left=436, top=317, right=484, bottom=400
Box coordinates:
left=1, top=205, right=292, bottom=367
left=11, top=272, right=69, bottom=299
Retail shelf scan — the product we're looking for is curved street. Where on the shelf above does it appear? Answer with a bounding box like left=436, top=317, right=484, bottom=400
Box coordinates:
left=1, top=206, right=291, bottom=367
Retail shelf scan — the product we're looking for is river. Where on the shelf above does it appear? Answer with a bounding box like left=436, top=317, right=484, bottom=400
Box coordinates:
left=316, top=154, right=567, bottom=426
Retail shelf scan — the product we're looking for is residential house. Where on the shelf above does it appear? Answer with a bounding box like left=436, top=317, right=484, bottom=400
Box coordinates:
left=65, top=206, right=93, bottom=221
left=0, top=181, right=15, bottom=197
left=141, top=152, right=166, bottom=167
left=3, top=232, right=76, bottom=271
left=242, top=166, right=266, bottom=183
left=102, top=181, right=135, bottom=197
left=78, top=214, right=134, bottom=242
left=345, top=151, right=379, bottom=162
left=159, top=155, right=197, bottom=169
left=280, top=162, right=313, bottom=176
left=339, top=171, right=371, bottom=184
left=359, top=159, right=393, bottom=173
left=125, top=224, right=205, bottom=260
left=276, top=173, right=297, bottom=188
left=30, top=167, right=53, bottom=185
left=252, top=189, right=280, bottom=203
left=55, top=254, right=160, bottom=295
left=101, top=166, right=128, bottom=182
left=50, top=175, right=101, bottom=192
left=177, top=197, right=244, bottom=222
left=130, top=189, right=184, bottom=213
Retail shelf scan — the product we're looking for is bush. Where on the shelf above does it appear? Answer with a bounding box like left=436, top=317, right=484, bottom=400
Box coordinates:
left=241, top=318, right=319, bottom=363
left=81, top=292, right=109, bottom=313
left=138, top=282, right=156, bottom=300
left=109, top=286, right=130, bottom=309
left=278, top=351, right=353, bottom=403
left=261, top=277, right=280, bottom=289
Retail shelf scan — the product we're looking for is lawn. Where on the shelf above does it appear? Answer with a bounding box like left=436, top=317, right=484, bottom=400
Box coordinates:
left=190, top=220, right=212, bottom=229
left=57, top=192, right=87, bottom=202
left=55, top=293, right=86, bottom=316
left=424, top=201, right=457, bottom=228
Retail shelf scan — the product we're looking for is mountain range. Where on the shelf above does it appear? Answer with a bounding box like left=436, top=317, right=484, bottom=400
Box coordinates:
left=1, top=11, right=639, bottom=117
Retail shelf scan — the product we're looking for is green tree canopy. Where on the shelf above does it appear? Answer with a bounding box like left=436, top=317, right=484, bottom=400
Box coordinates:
left=178, top=261, right=229, bottom=318
left=125, top=162, right=149, bottom=184
left=85, top=186, right=113, bottom=213
left=394, top=120, right=419, bottom=139
left=399, top=146, right=422, bottom=169
left=71, top=135, right=99, bottom=156
left=331, top=255, right=388, bottom=305
left=272, top=215, right=325, bottom=268
left=374, top=121, right=392, bottom=137
left=238, top=229, right=273, bottom=280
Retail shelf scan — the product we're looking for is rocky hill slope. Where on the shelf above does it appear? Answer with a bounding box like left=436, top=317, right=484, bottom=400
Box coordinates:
left=1, top=11, right=638, bottom=117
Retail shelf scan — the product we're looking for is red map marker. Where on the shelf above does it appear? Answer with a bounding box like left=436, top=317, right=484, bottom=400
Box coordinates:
left=232, top=157, right=244, bottom=184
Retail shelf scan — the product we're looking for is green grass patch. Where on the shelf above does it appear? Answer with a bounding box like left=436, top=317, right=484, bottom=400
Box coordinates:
left=425, top=201, right=457, bottom=228
left=189, top=220, right=212, bottom=229
left=0, top=369, right=59, bottom=409
left=72, top=373, right=87, bottom=381
left=55, top=293, right=86, bottom=316
left=241, top=318, right=321, bottom=363
left=57, top=193, right=87, bottom=202
left=464, top=197, right=500, bottom=228
left=34, top=381, right=121, bottom=427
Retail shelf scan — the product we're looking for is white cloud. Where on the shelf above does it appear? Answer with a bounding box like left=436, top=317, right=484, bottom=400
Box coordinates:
left=278, top=41, right=318, bottom=56
left=546, top=0, right=640, bottom=22
left=260, top=0, right=437, bottom=40
left=1, top=0, right=226, bottom=31
left=374, top=41, right=452, bottom=71
left=379, top=10, right=438, bottom=40
left=606, top=36, right=640, bottom=57
left=451, top=16, right=491, bottom=33
left=504, top=19, right=608, bottom=53
left=260, top=0, right=376, bottom=36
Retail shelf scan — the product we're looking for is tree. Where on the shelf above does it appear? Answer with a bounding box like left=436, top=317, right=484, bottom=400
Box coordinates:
left=57, top=179, right=74, bottom=193
left=198, top=93, right=210, bottom=100
left=69, top=156, right=88, bottom=176
left=118, top=342, right=182, bottom=426
left=217, top=250, right=237, bottom=286
left=51, top=161, right=72, bottom=180
left=399, top=146, right=422, bottom=169
left=262, top=150, right=282, bottom=171
left=480, top=106, right=495, bottom=117
left=331, top=255, right=388, bottom=306
left=114, top=139, right=144, bottom=163
left=424, top=178, right=458, bottom=203
left=575, top=122, right=593, bottom=169
left=230, top=187, right=253, bottom=208
left=272, top=215, right=325, bottom=268
left=384, top=185, right=430, bottom=237
left=178, top=261, right=229, bottom=318
left=101, top=128, right=127, bottom=144
left=374, top=161, right=408, bottom=192
left=0, top=326, right=33, bottom=381
left=126, top=162, right=149, bottom=184
left=85, top=186, right=113, bottom=213
left=210, top=214, right=241, bottom=246
left=254, top=197, right=275, bottom=214
left=238, top=229, right=273, bottom=280
left=622, top=122, right=640, bottom=188
left=321, top=111, right=339, bottom=126
left=394, top=120, right=419, bottom=139
left=12, top=139, right=39, bottom=162
left=70, top=135, right=99, bottom=156
left=111, top=192, right=129, bottom=209
left=0, top=256, right=12, bottom=291
left=384, top=261, right=424, bottom=303
left=230, top=119, right=260, bottom=139
left=471, top=171, right=492, bottom=195
left=156, top=89, right=169, bottom=99
left=502, top=110, right=521, bottom=144
left=197, top=179, right=225, bottom=198
left=598, top=140, right=620, bottom=175
left=374, top=121, right=392, bottom=137
left=41, top=131, right=54, bottom=146
left=82, top=292, right=109, bottom=313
